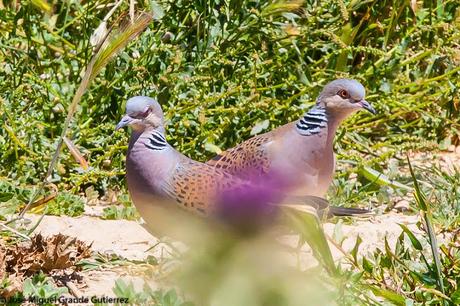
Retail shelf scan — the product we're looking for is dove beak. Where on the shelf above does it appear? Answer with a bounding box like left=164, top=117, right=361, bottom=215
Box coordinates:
left=358, top=100, right=376, bottom=114
left=115, top=115, right=134, bottom=130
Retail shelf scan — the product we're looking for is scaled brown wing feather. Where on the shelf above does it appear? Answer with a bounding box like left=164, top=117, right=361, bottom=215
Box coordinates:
left=164, top=160, right=249, bottom=216
left=206, top=133, right=272, bottom=178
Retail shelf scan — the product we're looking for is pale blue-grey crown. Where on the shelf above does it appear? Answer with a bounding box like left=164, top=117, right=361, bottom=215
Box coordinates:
left=317, top=79, right=365, bottom=103
left=126, top=96, right=164, bottom=119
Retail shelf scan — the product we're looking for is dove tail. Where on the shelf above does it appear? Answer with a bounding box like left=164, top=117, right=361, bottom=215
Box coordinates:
left=328, top=206, right=371, bottom=216
left=280, top=195, right=371, bottom=218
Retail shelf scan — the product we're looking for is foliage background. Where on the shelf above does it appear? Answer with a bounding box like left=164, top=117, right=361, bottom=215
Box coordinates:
left=1, top=0, right=459, bottom=194
left=1, top=0, right=460, bottom=304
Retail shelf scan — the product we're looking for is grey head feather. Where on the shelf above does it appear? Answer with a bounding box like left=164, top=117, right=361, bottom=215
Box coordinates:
left=317, top=79, right=365, bottom=103
left=126, top=96, right=164, bottom=120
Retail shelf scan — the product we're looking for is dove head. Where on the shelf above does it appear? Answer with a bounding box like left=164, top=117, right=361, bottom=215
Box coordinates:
left=116, top=96, right=165, bottom=132
left=316, top=79, right=376, bottom=117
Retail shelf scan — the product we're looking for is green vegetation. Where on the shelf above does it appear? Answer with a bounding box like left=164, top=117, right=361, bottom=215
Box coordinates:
left=112, top=279, right=192, bottom=306
left=2, top=0, right=459, bottom=188
left=21, top=272, right=69, bottom=305
left=0, top=0, right=460, bottom=305
left=1, top=272, right=70, bottom=306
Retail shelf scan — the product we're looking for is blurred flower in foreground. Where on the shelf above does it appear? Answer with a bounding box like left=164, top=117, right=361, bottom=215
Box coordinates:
left=169, top=227, right=335, bottom=306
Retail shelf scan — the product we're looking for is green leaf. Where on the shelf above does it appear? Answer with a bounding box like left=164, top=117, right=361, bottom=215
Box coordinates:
left=362, top=256, right=373, bottom=273
left=0, top=192, right=14, bottom=202
left=30, top=0, right=52, bottom=13
left=282, top=206, right=336, bottom=275
left=22, top=278, right=35, bottom=297
left=250, top=119, right=269, bottom=135
left=407, top=156, right=446, bottom=300
left=398, top=224, right=423, bottom=251
left=406, top=158, right=427, bottom=211
left=350, top=235, right=362, bottom=264
left=359, top=166, right=411, bottom=191
left=451, top=288, right=460, bottom=304
left=204, top=142, right=222, bottom=154
left=150, top=0, right=165, bottom=20
left=369, top=286, right=406, bottom=305
left=332, top=220, right=344, bottom=245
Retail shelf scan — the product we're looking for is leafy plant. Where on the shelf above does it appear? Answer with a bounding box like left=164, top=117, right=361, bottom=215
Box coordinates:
left=334, top=158, right=460, bottom=305
left=77, top=252, right=158, bottom=271
left=1, top=0, right=459, bottom=198
left=101, top=204, right=139, bottom=221
left=112, top=279, right=193, bottom=306
left=41, top=192, right=85, bottom=217
left=22, top=272, right=68, bottom=306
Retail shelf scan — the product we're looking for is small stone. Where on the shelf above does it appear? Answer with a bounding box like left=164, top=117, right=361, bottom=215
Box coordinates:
left=456, top=146, right=460, bottom=155
left=348, top=173, right=358, bottom=184
left=132, top=50, right=140, bottom=59
left=102, top=159, right=111, bottom=168
left=349, top=173, right=357, bottom=179
left=394, top=200, right=410, bottom=213
left=448, top=145, right=455, bottom=152
left=52, top=103, right=64, bottom=113
left=161, top=31, right=175, bottom=42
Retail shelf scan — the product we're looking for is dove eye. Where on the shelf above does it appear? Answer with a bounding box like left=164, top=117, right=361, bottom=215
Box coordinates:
left=132, top=108, right=151, bottom=119
left=141, top=108, right=151, bottom=117
left=337, top=89, right=349, bottom=99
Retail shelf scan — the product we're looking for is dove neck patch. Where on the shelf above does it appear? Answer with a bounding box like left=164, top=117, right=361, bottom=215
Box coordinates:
left=144, top=130, right=167, bottom=151
left=296, top=106, right=328, bottom=136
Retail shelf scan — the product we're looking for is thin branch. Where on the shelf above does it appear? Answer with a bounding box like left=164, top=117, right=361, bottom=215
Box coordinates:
left=0, top=222, right=31, bottom=240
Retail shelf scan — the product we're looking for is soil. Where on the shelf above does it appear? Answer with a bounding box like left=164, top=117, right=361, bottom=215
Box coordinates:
left=25, top=212, right=420, bottom=298
left=15, top=148, right=459, bottom=302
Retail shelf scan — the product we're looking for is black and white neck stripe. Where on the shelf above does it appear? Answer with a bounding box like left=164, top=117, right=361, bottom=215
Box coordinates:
left=296, top=106, right=328, bottom=136
left=144, top=130, right=167, bottom=151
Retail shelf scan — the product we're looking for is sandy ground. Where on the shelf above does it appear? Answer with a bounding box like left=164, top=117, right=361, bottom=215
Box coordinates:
left=27, top=212, right=420, bottom=299
left=25, top=214, right=165, bottom=298
left=20, top=148, right=458, bottom=302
